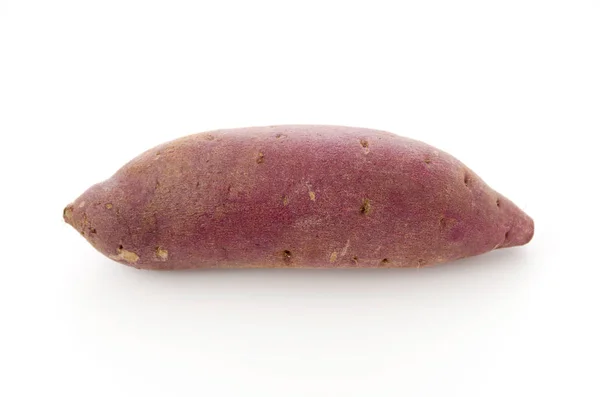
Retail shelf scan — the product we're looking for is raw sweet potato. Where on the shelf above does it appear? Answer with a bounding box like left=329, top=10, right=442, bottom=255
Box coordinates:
left=64, top=125, right=533, bottom=269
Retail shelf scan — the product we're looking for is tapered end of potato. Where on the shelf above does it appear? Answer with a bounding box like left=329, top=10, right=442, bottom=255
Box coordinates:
left=504, top=212, right=534, bottom=248
left=63, top=203, right=75, bottom=226
left=498, top=198, right=534, bottom=249
left=63, top=185, right=146, bottom=267
left=63, top=201, right=87, bottom=235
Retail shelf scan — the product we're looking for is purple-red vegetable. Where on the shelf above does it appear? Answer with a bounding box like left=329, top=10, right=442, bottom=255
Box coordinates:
left=64, top=125, right=533, bottom=269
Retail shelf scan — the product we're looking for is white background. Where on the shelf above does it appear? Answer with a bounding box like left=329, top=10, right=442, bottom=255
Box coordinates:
left=1, top=1, right=599, bottom=396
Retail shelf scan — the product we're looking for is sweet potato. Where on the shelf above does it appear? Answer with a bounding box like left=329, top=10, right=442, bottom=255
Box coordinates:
left=64, top=125, right=533, bottom=269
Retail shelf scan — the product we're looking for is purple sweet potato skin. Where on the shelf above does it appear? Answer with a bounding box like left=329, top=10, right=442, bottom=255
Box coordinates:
left=64, top=125, right=533, bottom=269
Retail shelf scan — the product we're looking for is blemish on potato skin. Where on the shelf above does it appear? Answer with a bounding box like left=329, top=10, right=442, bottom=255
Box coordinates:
left=204, top=134, right=215, bottom=141
left=63, top=204, right=74, bottom=222
left=78, top=201, right=86, bottom=208
left=439, top=217, right=447, bottom=228
left=329, top=251, right=338, bottom=262
left=110, top=245, right=140, bottom=264
left=79, top=212, right=91, bottom=233
left=439, top=216, right=457, bottom=230
left=305, top=182, right=316, bottom=201
left=360, top=199, right=371, bottom=215
left=256, top=152, right=265, bottom=164
left=340, top=239, right=350, bottom=256
left=105, top=203, right=113, bottom=209
left=359, top=139, right=370, bottom=154
left=275, top=133, right=287, bottom=139
left=282, top=196, right=289, bottom=206
left=424, top=158, right=432, bottom=164
left=155, top=247, right=168, bottom=261
left=282, top=250, right=292, bottom=264
left=463, top=172, right=471, bottom=186
left=380, top=258, right=390, bottom=266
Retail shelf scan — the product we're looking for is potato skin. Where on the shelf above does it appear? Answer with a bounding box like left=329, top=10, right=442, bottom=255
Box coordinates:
left=64, top=125, right=533, bottom=269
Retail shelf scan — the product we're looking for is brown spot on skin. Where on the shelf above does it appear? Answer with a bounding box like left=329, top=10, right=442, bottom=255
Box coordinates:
left=63, top=204, right=74, bottom=223
left=439, top=216, right=457, bottom=230
left=110, top=246, right=140, bottom=264
left=496, top=199, right=501, bottom=208
left=275, top=133, right=287, bottom=139
left=305, top=182, right=316, bottom=201
left=424, top=158, right=432, bottom=164
left=155, top=247, right=168, bottom=261
left=282, top=250, right=292, bottom=264
left=79, top=212, right=90, bottom=232
left=204, top=134, right=215, bottom=141
left=352, top=256, right=359, bottom=265
left=359, top=139, right=370, bottom=154
left=380, top=258, right=390, bottom=266
left=417, top=259, right=426, bottom=268
left=282, top=196, right=289, bottom=206
left=360, top=199, right=371, bottom=215
left=256, top=152, right=265, bottom=164
left=78, top=201, right=86, bottom=208
left=440, top=217, right=447, bottom=229
left=464, top=172, right=471, bottom=186
left=329, top=251, right=338, bottom=262
left=105, top=203, right=113, bottom=210
left=90, top=228, right=97, bottom=234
